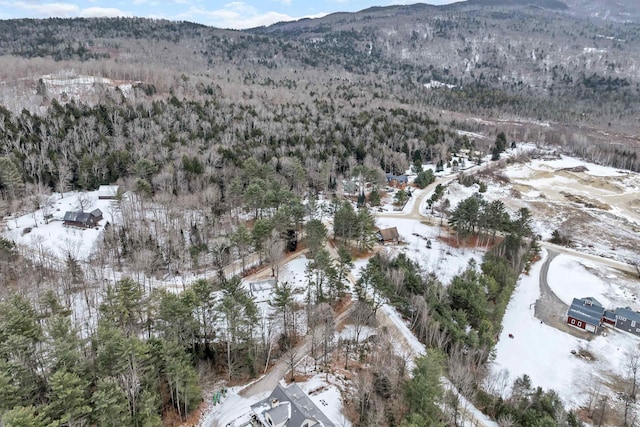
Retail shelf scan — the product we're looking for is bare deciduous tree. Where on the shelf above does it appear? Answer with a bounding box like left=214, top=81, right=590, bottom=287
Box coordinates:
left=74, top=193, right=95, bottom=213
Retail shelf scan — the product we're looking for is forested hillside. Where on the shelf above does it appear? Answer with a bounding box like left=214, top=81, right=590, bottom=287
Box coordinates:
left=0, top=1, right=639, bottom=425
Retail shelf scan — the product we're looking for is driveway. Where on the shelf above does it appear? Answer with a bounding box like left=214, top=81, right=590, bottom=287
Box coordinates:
left=534, top=250, right=594, bottom=340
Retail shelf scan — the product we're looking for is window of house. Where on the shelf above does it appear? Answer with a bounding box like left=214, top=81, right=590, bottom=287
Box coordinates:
left=577, top=321, right=583, bottom=327
left=632, top=320, right=636, bottom=327
left=571, top=319, right=576, bottom=325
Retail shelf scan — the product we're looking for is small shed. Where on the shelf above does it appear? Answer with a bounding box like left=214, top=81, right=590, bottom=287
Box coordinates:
left=376, top=227, right=400, bottom=245
left=63, top=208, right=103, bottom=228
left=97, top=185, right=120, bottom=200
left=614, top=307, right=640, bottom=337
left=566, top=297, right=605, bottom=334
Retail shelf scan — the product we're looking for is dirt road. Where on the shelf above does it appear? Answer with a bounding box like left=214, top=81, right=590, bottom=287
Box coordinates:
left=539, top=241, right=638, bottom=277
left=238, top=243, right=355, bottom=398
left=376, top=175, right=459, bottom=221
left=534, top=250, right=594, bottom=340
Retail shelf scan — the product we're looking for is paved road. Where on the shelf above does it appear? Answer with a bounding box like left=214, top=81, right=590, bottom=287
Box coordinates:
left=535, top=250, right=594, bottom=340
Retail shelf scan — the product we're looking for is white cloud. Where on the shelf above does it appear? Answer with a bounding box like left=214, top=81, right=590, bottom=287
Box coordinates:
left=132, top=0, right=160, bottom=6
left=174, top=2, right=303, bottom=29
left=1, top=1, right=80, bottom=17
left=80, top=7, right=133, bottom=18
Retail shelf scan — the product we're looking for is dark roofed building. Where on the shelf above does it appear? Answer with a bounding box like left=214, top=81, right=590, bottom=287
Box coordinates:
left=63, top=209, right=103, bottom=228
left=385, top=173, right=408, bottom=186
left=250, top=383, right=334, bottom=427
left=614, top=307, right=640, bottom=337
left=376, top=227, right=400, bottom=245
left=602, top=309, right=617, bottom=326
left=566, top=297, right=605, bottom=334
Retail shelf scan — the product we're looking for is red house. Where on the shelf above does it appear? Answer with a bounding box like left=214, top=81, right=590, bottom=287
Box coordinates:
left=566, top=297, right=605, bottom=334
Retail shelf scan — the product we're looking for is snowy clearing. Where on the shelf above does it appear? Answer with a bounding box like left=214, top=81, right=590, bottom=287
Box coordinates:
left=491, top=249, right=640, bottom=410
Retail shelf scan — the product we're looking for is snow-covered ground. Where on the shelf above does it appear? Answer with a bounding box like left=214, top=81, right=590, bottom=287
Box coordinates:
left=373, top=217, right=484, bottom=286
left=548, top=254, right=640, bottom=311
left=378, top=186, right=426, bottom=214
left=438, top=151, right=640, bottom=264
left=3, top=190, right=118, bottom=262
left=491, top=249, right=640, bottom=410
left=41, top=72, right=136, bottom=101
left=202, top=373, right=350, bottom=427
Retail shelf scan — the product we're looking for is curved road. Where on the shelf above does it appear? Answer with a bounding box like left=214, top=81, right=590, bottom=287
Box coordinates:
left=534, top=250, right=593, bottom=340
left=215, top=162, right=638, bottom=426
left=539, top=241, right=638, bottom=277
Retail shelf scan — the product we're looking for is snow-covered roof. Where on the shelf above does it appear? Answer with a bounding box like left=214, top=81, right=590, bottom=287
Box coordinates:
left=97, top=185, right=120, bottom=199
left=567, top=297, right=604, bottom=325
left=251, top=384, right=334, bottom=427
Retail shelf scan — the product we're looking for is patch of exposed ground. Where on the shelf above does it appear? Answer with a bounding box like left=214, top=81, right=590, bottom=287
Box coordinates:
left=488, top=163, right=640, bottom=265
left=560, top=191, right=611, bottom=210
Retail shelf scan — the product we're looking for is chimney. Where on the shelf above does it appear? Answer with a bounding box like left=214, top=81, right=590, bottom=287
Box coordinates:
left=271, top=398, right=279, bottom=408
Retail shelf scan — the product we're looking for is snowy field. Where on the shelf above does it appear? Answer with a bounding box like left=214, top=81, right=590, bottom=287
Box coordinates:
left=374, top=217, right=485, bottom=286
left=494, top=153, right=640, bottom=263
left=548, top=254, right=640, bottom=311
left=3, top=190, right=118, bottom=262
left=491, top=249, right=640, bottom=410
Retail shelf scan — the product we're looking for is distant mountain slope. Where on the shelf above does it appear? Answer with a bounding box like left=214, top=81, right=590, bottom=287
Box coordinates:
left=562, top=0, right=640, bottom=22
left=0, top=0, right=639, bottom=128
left=442, top=0, right=568, bottom=11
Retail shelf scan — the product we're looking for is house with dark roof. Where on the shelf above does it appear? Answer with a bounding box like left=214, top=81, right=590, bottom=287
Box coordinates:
left=376, top=227, right=400, bottom=245
left=250, top=383, right=335, bottom=427
left=614, top=307, right=640, bottom=337
left=566, top=297, right=605, bottom=334
left=385, top=173, right=408, bottom=187
left=63, top=209, right=103, bottom=228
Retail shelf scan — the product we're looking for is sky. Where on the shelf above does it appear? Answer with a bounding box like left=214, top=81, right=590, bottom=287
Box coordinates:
left=0, top=0, right=463, bottom=30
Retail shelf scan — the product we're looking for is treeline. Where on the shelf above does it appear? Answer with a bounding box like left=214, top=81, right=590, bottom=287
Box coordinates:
left=479, top=374, right=583, bottom=426
left=356, top=233, right=585, bottom=425
left=0, top=95, right=462, bottom=207
left=0, top=269, right=296, bottom=426
left=351, top=181, right=584, bottom=424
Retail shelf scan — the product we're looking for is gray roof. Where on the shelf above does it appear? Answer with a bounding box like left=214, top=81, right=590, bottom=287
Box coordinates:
left=64, top=211, right=90, bottom=223
left=251, top=383, right=334, bottom=427
left=63, top=209, right=102, bottom=225
left=385, top=173, right=408, bottom=183
left=266, top=402, right=291, bottom=425
left=615, top=307, right=640, bottom=323
left=567, top=297, right=605, bottom=326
